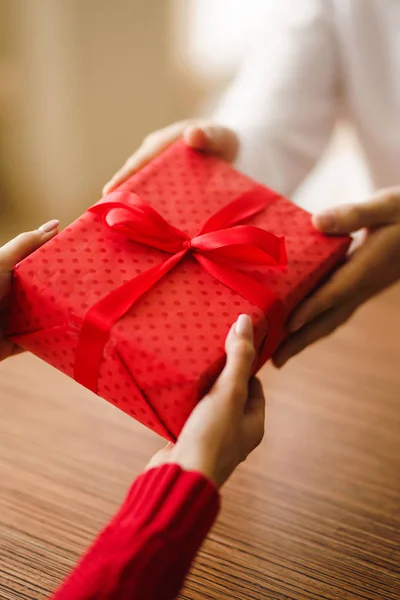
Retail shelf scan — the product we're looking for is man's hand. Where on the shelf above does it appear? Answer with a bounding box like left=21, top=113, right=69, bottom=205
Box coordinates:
left=102, top=121, right=238, bottom=194
left=273, top=188, right=400, bottom=367
left=146, top=315, right=265, bottom=489
left=0, top=220, right=59, bottom=361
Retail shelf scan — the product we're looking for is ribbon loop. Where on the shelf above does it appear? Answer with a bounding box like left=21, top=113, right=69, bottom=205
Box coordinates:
left=75, top=186, right=287, bottom=394
left=192, top=226, right=287, bottom=266
left=90, top=192, right=190, bottom=253
left=198, top=186, right=282, bottom=234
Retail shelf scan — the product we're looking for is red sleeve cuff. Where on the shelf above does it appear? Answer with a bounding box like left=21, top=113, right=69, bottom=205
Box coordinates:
left=112, top=463, right=220, bottom=540
left=51, top=464, right=220, bottom=600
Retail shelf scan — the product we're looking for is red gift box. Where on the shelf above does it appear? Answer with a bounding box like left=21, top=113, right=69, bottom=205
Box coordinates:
left=7, top=142, right=350, bottom=440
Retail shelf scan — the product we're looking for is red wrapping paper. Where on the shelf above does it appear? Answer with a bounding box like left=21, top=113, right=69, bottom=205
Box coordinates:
left=7, top=142, right=350, bottom=440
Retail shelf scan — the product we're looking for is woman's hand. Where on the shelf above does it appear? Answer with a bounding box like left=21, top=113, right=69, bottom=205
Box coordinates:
left=146, top=314, right=265, bottom=488
left=102, top=121, right=238, bottom=194
left=273, top=188, right=400, bottom=367
left=0, top=220, right=59, bottom=361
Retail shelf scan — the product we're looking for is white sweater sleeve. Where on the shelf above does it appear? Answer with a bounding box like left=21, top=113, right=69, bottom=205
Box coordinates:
left=214, top=0, right=338, bottom=197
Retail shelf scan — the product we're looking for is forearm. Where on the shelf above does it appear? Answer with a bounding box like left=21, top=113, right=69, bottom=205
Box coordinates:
left=214, top=0, right=337, bottom=195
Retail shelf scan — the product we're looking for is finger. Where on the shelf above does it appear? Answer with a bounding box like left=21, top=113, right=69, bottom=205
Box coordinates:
left=0, top=220, right=59, bottom=271
left=102, top=120, right=190, bottom=194
left=273, top=302, right=357, bottom=368
left=289, top=222, right=400, bottom=332
left=0, top=343, right=25, bottom=362
left=10, top=344, right=24, bottom=357
left=183, top=124, right=239, bottom=163
left=213, top=314, right=255, bottom=408
left=145, top=442, right=174, bottom=471
left=313, top=188, right=400, bottom=234
left=244, top=378, right=265, bottom=416
left=241, top=378, right=266, bottom=455
left=288, top=247, right=370, bottom=332
left=0, top=337, right=13, bottom=361
left=103, top=122, right=238, bottom=194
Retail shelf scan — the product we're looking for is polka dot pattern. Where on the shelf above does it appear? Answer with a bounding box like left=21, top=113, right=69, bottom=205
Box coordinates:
left=7, top=141, right=350, bottom=440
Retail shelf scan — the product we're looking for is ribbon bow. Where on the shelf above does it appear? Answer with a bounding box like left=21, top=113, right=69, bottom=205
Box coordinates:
left=74, top=187, right=287, bottom=392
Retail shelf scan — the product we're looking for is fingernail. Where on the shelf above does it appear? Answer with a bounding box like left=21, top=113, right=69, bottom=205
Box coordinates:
left=235, top=314, right=253, bottom=339
left=202, top=126, right=214, bottom=138
left=185, top=126, right=204, bottom=147
left=314, top=211, right=337, bottom=232
left=38, top=219, right=59, bottom=233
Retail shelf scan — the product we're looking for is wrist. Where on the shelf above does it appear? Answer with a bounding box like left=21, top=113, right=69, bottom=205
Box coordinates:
left=168, top=446, right=233, bottom=489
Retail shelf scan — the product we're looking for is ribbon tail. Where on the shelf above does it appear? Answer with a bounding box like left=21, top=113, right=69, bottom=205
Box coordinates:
left=258, top=302, right=287, bottom=367
left=74, top=250, right=186, bottom=392
left=194, top=254, right=286, bottom=362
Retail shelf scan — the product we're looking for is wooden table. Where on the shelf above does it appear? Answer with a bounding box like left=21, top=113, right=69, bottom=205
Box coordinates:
left=1, top=285, right=399, bottom=599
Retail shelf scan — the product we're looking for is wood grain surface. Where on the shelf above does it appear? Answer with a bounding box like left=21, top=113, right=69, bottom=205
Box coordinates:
left=0, top=285, right=399, bottom=599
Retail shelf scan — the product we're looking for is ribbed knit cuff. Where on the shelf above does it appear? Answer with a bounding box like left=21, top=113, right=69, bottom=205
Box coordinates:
left=50, top=464, right=220, bottom=600
left=112, top=463, right=220, bottom=549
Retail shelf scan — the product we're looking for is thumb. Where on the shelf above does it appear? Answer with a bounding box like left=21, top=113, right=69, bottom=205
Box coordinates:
left=0, top=220, right=59, bottom=270
left=313, top=189, right=400, bottom=234
left=183, top=124, right=239, bottom=164
left=213, top=314, right=255, bottom=409
left=102, top=120, right=190, bottom=195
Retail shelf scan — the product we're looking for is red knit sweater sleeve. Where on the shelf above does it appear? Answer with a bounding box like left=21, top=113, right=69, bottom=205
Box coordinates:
left=50, top=464, right=220, bottom=600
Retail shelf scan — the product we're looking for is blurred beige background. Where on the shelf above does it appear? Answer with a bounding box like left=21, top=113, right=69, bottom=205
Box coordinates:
left=0, top=0, right=371, bottom=239
left=1, top=5, right=399, bottom=599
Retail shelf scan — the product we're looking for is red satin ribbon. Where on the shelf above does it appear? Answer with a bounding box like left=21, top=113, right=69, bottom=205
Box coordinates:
left=74, top=186, right=287, bottom=392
